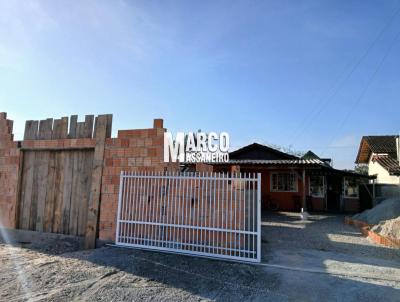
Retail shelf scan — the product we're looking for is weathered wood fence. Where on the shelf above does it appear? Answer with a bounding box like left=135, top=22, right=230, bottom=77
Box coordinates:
left=17, top=114, right=112, bottom=248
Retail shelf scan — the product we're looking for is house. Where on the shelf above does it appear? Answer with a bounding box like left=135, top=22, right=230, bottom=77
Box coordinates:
left=197, top=143, right=372, bottom=213
left=355, top=135, right=400, bottom=184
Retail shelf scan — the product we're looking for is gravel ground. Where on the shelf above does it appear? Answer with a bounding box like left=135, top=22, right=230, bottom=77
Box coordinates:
left=372, top=217, right=400, bottom=240
left=262, top=212, right=400, bottom=261
left=1, top=213, right=399, bottom=301
left=352, top=198, right=400, bottom=225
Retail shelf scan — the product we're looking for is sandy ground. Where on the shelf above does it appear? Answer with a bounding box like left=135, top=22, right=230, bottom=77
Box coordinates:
left=372, top=217, right=400, bottom=240
left=1, top=213, right=399, bottom=301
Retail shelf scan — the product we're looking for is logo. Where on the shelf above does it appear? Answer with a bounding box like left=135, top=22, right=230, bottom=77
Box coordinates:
left=164, top=131, right=230, bottom=163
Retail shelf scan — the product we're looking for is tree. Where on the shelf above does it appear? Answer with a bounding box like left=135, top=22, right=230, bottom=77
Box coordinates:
left=354, top=164, right=368, bottom=175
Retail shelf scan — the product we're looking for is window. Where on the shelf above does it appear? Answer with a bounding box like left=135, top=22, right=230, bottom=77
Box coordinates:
left=344, top=177, right=359, bottom=198
left=309, top=175, right=324, bottom=197
left=271, top=172, right=297, bottom=192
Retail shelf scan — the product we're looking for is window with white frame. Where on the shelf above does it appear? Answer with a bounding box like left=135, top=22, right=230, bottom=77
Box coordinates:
left=343, top=177, right=359, bottom=198
left=271, top=172, right=297, bottom=192
left=309, top=175, right=325, bottom=197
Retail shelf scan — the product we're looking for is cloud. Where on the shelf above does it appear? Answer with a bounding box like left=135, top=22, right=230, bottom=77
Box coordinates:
left=0, top=0, right=172, bottom=71
left=0, top=1, right=57, bottom=69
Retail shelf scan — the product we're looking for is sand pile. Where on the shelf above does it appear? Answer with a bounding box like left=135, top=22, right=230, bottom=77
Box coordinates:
left=371, top=217, right=400, bottom=240
left=352, top=198, right=400, bottom=225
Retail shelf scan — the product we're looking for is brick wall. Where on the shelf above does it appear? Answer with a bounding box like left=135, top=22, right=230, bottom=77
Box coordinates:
left=195, top=163, right=214, bottom=172
left=99, top=119, right=179, bottom=241
left=0, top=112, right=180, bottom=242
left=0, top=113, right=20, bottom=228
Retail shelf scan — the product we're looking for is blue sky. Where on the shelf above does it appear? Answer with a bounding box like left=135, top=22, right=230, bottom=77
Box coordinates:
left=1, top=1, right=399, bottom=169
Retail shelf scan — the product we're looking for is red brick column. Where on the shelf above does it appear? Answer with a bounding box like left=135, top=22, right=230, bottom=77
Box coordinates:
left=0, top=113, right=20, bottom=228
left=98, top=119, right=179, bottom=241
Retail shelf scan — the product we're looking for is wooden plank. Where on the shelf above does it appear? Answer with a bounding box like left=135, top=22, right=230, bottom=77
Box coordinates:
left=14, top=151, right=25, bottom=229
left=38, top=119, right=53, bottom=140
left=52, top=151, right=65, bottom=233
left=43, top=152, right=56, bottom=232
left=52, top=118, right=67, bottom=139
left=60, top=152, right=73, bottom=234
left=24, top=120, right=39, bottom=140
left=85, top=115, right=108, bottom=249
left=69, top=151, right=80, bottom=235
left=106, top=114, right=113, bottom=138
left=60, top=117, right=68, bottom=139
left=35, top=151, right=50, bottom=232
left=84, top=115, right=94, bottom=138
left=29, top=154, right=39, bottom=230
left=52, top=119, right=62, bottom=139
left=77, top=150, right=94, bottom=236
left=93, top=115, right=112, bottom=138
left=73, top=150, right=84, bottom=236
left=93, top=114, right=112, bottom=138
left=69, top=115, right=78, bottom=138
left=76, top=122, right=85, bottom=139
left=19, top=152, right=35, bottom=229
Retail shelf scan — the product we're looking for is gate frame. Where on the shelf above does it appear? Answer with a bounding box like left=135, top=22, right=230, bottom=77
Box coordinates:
left=115, top=171, right=262, bottom=263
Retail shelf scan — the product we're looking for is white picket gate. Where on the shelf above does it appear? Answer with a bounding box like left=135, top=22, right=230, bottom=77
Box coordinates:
left=115, top=171, right=261, bottom=263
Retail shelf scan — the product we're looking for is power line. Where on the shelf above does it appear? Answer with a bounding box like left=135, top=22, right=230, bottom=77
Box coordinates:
left=320, top=28, right=400, bottom=156
left=289, top=3, right=400, bottom=144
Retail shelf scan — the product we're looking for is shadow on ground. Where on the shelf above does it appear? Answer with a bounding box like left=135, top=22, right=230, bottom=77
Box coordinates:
left=1, top=213, right=400, bottom=301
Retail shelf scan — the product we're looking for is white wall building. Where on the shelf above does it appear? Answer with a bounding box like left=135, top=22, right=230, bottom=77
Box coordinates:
left=356, top=135, right=400, bottom=185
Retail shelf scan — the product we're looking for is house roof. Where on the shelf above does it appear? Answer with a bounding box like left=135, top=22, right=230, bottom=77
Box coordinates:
left=371, top=154, right=400, bottom=175
left=211, top=159, right=324, bottom=165
left=301, top=150, right=320, bottom=159
left=209, top=159, right=373, bottom=178
left=195, top=142, right=373, bottom=179
left=301, top=150, right=332, bottom=167
left=356, top=135, right=399, bottom=163
left=229, top=142, right=298, bottom=160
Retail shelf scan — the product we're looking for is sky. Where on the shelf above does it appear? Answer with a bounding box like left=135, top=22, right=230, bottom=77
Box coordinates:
left=1, top=0, right=399, bottom=169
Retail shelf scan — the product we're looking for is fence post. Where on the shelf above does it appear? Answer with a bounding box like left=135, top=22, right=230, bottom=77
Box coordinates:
left=115, top=171, right=124, bottom=245
left=257, top=173, right=262, bottom=262
left=84, top=114, right=111, bottom=249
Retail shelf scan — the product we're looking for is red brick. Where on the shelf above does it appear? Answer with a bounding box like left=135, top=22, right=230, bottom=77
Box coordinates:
left=153, top=118, right=163, bottom=128
left=0, top=114, right=19, bottom=229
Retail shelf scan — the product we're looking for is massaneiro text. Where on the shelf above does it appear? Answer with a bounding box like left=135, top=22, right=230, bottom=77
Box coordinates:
left=164, top=132, right=230, bottom=163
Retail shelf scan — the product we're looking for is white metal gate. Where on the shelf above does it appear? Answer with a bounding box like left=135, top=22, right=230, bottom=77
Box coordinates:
left=115, top=172, right=261, bottom=263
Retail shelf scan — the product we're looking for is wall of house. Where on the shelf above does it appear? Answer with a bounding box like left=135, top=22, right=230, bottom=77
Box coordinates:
left=212, top=166, right=363, bottom=213
left=261, top=171, right=329, bottom=212
left=0, top=113, right=20, bottom=228
left=343, top=198, right=360, bottom=212
left=263, top=169, right=310, bottom=211
left=212, top=166, right=320, bottom=211
left=369, top=155, right=400, bottom=184
left=214, top=168, right=306, bottom=211
left=310, top=197, right=325, bottom=211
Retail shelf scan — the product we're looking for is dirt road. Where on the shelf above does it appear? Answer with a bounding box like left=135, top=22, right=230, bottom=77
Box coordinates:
left=1, top=213, right=399, bottom=301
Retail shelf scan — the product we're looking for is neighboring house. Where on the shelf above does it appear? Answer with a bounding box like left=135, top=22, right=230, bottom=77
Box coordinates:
left=356, top=135, right=400, bottom=184
left=192, top=143, right=372, bottom=213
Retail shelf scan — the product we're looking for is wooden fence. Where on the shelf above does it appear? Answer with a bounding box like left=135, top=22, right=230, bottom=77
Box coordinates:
left=17, top=114, right=112, bottom=248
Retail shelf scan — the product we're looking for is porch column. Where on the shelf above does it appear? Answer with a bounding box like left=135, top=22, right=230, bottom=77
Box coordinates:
left=372, top=178, right=376, bottom=206
left=302, top=168, right=306, bottom=210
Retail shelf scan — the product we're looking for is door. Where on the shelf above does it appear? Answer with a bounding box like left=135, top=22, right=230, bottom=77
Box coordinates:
left=326, top=175, right=342, bottom=212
